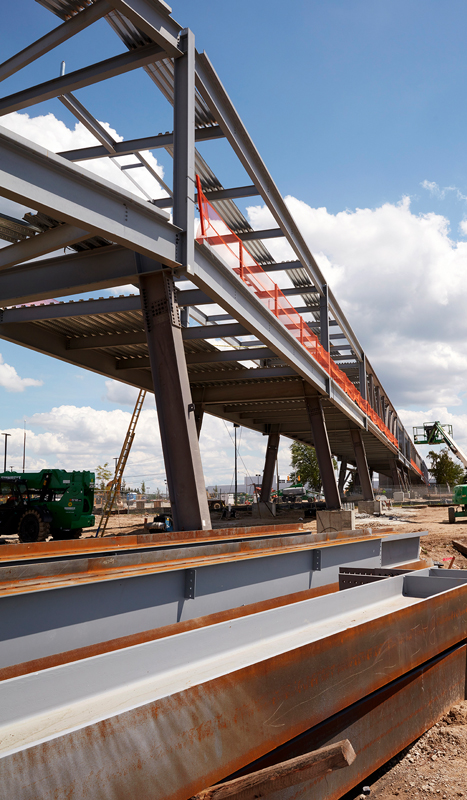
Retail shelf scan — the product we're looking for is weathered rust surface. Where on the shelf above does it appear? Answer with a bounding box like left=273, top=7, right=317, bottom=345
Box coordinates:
left=0, top=582, right=339, bottom=681
left=0, top=523, right=393, bottom=563
left=227, top=644, right=467, bottom=799
left=1, top=584, right=466, bottom=800
left=0, top=530, right=387, bottom=595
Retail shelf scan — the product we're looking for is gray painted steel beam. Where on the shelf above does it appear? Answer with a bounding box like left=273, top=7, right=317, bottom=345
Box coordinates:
left=204, top=185, right=258, bottom=201
left=139, top=270, right=210, bottom=531
left=0, top=0, right=113, bottom=82
left=67, top=322, right=251, bottom=350
left=189, top=367, right=297, bottom=383
left=173, top=28, right=195, bottom=269
left=58, top=125, right=224, bottom=162
left=194, top=52, right=326, bottom=297
left=238, top=228, right=285, bottom=241
left=350, top=428, right=374, bottom=501
left=111, top=0, right=183, bottom=59
left=185, top=347, right=275, bottom=364
left=0, top=294, right=142, bottom=323
left=0, top=44, right=169, bottom=116
left=306, top=396, right=341, bottom=509
left=0, top=318, right=154, bottom=391
left=0, top=127, right=179, bottom=267
left=0, top=224, right=89, bottom=270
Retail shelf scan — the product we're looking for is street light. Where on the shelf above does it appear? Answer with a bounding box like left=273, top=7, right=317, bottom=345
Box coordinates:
left=1, top=433, right=11, bottom=473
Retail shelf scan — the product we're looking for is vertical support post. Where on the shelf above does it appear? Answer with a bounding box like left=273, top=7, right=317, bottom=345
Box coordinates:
left=180, top=306, right=189, bottom=327
left=375, top=385, right=382, bottom=418
left=359, top=355, right=368, bottom=429
left=139, top=271, right=210, bottom=531
left=234, top=423, right=239, bottom=505
left=194, top=403, right=204, bottom=438
left=338, top=459, right=347, bottom=494
left=319, top=284, right=329, bottom=352
left=173, top=27, right=195, bottom=271
left=368, top=373, right=375, bottom=410
left=350, top=428, right=374, bottom=501
left=260, top=432, right=280, bottom=503
left=305, top=396, right=341, bottom=509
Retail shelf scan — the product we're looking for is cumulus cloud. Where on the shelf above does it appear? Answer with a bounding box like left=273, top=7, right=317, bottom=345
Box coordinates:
left=0, top=354, right=42, bottom=392
left=0, top=111, right=167, bottom=203
left=247, top=195, right=467, bottom=410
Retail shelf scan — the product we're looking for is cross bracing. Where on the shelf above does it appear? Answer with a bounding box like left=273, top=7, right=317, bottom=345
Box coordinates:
left=0, top=0, right=427, bottom=528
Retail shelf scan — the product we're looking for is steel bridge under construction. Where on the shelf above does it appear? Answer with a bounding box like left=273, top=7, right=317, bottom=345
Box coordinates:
left=0, top=0, right=427, bottom=531
left=0, top=4, right=457, bottom=800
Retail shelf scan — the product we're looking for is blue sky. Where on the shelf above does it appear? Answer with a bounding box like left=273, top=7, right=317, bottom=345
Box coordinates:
left=1, top=0, right=467, bottom=485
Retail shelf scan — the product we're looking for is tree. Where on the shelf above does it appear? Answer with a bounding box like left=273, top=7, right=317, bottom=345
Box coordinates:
left=96, top=463, right=112, bottom=489
left=141, top=480, right=146, bottom=494
left=428, top=448, right=464, bottom=487
left=289, top=442, right=322, bottom=492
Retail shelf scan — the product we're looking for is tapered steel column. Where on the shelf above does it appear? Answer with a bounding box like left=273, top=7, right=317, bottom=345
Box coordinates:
left=260, top=432, right=280, bottom=502
left=305, top=396, right=341, bottom=509
left=194, top=403, right=204, bottom=438
left=338, top=459, right=347, bottom=494
left=139, top=271, right=210, bottom=531
left=350, top=428, right=374, bottom=501
left=139, top=26, right=209, bottom=531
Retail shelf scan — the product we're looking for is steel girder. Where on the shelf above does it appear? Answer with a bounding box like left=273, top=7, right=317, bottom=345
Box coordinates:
left=0, top=127, right=180, bottom=266
left=0, top=571, right=465, bottom=799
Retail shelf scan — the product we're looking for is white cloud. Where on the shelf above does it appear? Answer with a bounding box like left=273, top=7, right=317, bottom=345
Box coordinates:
left=247, top=195, right=467, bottom=409
left=0, top=354, right=42, bottom=392
left=0, top=111, right=167, bottom=204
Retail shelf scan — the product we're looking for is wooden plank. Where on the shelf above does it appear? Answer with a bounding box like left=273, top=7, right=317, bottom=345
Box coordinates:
left=189, top=739, right=356, bottom=799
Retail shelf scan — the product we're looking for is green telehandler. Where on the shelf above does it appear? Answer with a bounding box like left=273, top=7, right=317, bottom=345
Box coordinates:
left=0, top=469, right=95, bottom=542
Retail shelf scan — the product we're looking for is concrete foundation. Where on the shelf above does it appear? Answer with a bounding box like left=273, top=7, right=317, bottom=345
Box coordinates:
left=358, top=500, right=382, bottom=515
left=252, top=501, right=277, bottom=518
left=393, top=492, right=405, bottom=502
left=316, top=508, right=355, bottom=533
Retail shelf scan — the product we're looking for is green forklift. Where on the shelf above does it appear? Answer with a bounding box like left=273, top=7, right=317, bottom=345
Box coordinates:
left=0, top=469, right=95, bottom=542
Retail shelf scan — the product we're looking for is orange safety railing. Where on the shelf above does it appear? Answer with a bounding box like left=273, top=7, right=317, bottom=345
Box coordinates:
left=411, top=458, right=424, bottom=478
left=196, top=176, right=399, bottom=450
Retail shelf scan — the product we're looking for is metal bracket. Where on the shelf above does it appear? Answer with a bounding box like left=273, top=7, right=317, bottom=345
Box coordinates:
left=312, top=549, right=321, bottom=571
left=185, top=568, right=196, bottom=599
left=187, top=403, right=195, bottom=415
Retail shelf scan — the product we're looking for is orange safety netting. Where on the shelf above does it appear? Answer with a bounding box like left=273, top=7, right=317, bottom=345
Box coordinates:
left=411, top=459, right=423, bottom=478
left=196, top=176, right=399, bottom=450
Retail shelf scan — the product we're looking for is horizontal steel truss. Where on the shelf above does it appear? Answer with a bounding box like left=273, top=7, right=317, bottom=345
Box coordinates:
left=0, top=570, right=465, bottom=799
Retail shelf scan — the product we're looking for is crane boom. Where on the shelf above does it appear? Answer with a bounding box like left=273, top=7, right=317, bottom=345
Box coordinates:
left=413, top=421, right=467, bottom=469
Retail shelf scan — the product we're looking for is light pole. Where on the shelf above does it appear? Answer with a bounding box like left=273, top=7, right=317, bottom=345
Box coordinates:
left=233, top=423, right=240, bottom=506
left=1, top=433, right=11, bottom=473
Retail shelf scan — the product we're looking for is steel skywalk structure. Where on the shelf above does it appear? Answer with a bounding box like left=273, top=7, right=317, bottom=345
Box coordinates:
left=0, top=0, right=427, bottom=530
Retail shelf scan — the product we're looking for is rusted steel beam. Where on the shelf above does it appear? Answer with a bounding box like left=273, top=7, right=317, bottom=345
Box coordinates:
left=190, top=740, right=356, bottom=799
left=226, top=643, right=467, bottom=800
left=0, top=575, right=466, bottom=800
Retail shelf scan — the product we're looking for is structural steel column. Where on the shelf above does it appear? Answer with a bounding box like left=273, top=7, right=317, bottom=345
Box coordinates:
left=338, top=459, right=347, bottom=494
left=139, top=271, right=210, bottom=531
left=194, top=402, right=204, bottom=438
left=350, top=428, right=374, bottom=501
left=305, top=396, right=341, bottom=509
left=260, top=431, right=280, bottom=502
left=319, top=284, right=329, bottom=352
left=138, top=28, right=210, bottom=532
left=358, top=356, right=367, bottom=401
left=173, top=27, right=195, bottom=269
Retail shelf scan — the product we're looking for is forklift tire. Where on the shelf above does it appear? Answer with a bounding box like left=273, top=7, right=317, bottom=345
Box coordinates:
left=17, top=510, right=50, bottom=543
left=448, top=506, right=456, bottom=524
left=51, top=528, right=82, bottom=540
